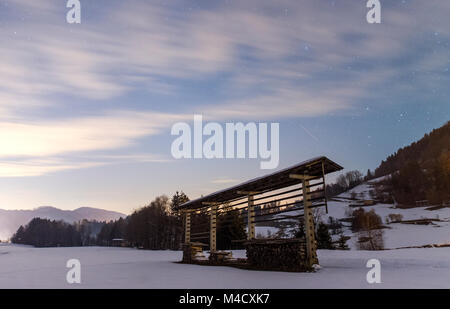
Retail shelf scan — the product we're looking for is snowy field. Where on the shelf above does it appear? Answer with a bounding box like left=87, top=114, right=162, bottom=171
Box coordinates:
left=1, top=244, right=450, bottom=289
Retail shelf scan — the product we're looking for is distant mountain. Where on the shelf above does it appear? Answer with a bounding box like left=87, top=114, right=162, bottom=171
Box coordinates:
left=0, top=206, right=126, bottom=241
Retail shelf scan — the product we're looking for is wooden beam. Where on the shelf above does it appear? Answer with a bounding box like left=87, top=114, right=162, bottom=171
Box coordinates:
left=237, top=191, right=261, bottom=195
left=289, top=174, right=316, bottom=180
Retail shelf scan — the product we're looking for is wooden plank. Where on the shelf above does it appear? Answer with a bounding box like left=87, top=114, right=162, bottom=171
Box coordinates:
left=237, top=190, right=261, bottom=195
left=191, top=231, right=210, bottom=236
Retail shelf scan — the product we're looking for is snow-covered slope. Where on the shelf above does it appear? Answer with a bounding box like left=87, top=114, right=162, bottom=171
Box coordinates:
left=325, top=179, right=450, bottom=249
left=256, top=178, right=450, bottom=249
left=0, top=206, right=126, bottom=241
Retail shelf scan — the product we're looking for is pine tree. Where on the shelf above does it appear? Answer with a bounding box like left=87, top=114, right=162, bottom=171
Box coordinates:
left=337, top=232, right=349, bottom=250
left=366, top=169, right=373, bottom=180
left=171, top=191, right=190, bottom=213
left=295, top=219, right=305, bottom=239
left=316, top=222, right=334, bottom=249
left=217, top=210, right=246, bottom=250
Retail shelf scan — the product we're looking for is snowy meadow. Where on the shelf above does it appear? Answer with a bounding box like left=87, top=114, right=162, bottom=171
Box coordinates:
left=1, top=244, right=450, bottom=289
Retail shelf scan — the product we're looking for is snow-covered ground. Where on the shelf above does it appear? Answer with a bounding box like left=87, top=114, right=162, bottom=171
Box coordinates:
left=1, top=244, right=450, bottom=288
left=1, top=179, right=448, bottom=289
left=326, top=180, right=450, bottom=249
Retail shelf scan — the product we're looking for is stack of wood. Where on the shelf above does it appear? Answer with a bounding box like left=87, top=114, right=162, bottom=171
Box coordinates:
left=245, top=238, right=310, bottom=272
left=182, top=242, right=207, bottom=263
left=209, top=251, right=232, bottom=264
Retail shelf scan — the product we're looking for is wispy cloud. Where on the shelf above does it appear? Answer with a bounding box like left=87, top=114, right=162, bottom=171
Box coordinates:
left=0, top=153, right=171, bottom=178
left=3, top=0, right=446, bottom=116
left=0, top=111, right=184, bottom=177
left=211, top=178, right=239, bottom=185
left=0, top=158, right=102, bottom=178
left=1, top=0, right=449, bottom=177
left=0, top=112, right=186, bottom=157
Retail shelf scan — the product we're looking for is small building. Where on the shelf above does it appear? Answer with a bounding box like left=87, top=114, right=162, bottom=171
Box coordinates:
left=111, top=238, right=128, bottom=247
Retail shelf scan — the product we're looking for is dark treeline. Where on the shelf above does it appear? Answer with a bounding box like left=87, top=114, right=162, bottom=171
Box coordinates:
left=96, top=217, right=128, bottom=246
left=12, top=191, right=247, bottom=250
left=386, top=156, right=449, bottom=205
left=11, top=218, right=105, bottom=247
left=12, top=218, right=80, bottom=247
left=123, top=195, right=182, bottom=250
left=11, top=192, right=189, bottom=249
left=97, top=193, right=246, bottom=250
left=374, top=121, right=450, bottom=205
left=324, top=122, right=449, bottom=206
left=375, top=121, right=449, bottom=178
left=93, top=192, right=190, bottom=249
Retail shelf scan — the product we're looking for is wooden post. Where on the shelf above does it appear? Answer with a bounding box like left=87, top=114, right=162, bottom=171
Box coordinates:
left=184, top=210, right=191, bottom=244
left=302, top=178, right=318, bottom=266
left=247, top=195, right=255, bottom=240
left=210, top=205, right=217, bottom=252
left=322, top=160, right=328, bottom=214
left=237, top=191, right=259, bottom=241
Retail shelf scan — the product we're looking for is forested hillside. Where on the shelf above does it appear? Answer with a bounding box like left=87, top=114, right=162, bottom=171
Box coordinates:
left=374, top=122, right=450, bottom=205
left=375, top=121, right=449, bottom=177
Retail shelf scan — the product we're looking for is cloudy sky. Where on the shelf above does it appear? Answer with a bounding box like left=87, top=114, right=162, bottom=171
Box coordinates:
left=0, top=0, right=448, bottom=213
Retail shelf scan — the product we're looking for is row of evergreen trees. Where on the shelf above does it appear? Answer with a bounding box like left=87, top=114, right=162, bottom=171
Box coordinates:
left=96, top=193, right=247, bottom=250
left=124, top=196, right=182, bottom=249
left=95, top=193, right=188, bottom=249
left=12, top=218, right=83, bottom=247
left=10, top=193, right=189, bottom=249
left=10, top=191, right=248, bottom=250
left=11, top=218, right=105, bottom=247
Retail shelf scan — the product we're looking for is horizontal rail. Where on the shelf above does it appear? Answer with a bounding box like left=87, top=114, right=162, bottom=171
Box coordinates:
left=218, top=188, right=324, bottom=216
left=190, top=231, right=210, bottom=236
left=197, top=196, right=325, bottom=226
left=217, top=181, right=324, bottom=210
left=253, top=203, right=325, bottom=223
left=190, top=236, right=210, bottom=240
left=253, top=196, right=325, bottom=216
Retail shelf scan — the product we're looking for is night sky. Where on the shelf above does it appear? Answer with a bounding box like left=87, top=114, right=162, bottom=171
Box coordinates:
left=0, top=0, right=448, bottom=213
